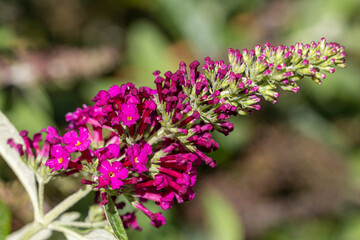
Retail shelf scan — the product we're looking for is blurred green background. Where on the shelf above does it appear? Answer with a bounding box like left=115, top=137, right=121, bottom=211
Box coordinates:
left=0, top=0, right=360, bottom=239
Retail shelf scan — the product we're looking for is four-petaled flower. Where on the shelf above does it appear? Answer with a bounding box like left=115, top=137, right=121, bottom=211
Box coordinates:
left=125, top=142, right=152, bottom=173
left=42, top=126, right=62, bottom=144
left=94, top=144, right=120, bottom=162
left=45, top=144, right=71, bottom=172
left=119, top=103, right=139, bottom=127
left=63, top=127, right=91, bottom=153
left=98, top=160, right=129, bottom=190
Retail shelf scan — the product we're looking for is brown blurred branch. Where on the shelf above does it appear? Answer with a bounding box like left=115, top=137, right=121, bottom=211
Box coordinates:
left=0, top=46, right=120, bottom=87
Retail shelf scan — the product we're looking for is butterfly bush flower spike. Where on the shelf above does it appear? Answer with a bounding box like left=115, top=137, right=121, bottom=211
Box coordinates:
left=7, top=38, right=346, bottom=232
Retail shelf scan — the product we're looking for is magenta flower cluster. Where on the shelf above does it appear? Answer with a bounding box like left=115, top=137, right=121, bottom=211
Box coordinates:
left=9, top=38, right=346, bottom=230
left=63, top=81, right=212, bottom=228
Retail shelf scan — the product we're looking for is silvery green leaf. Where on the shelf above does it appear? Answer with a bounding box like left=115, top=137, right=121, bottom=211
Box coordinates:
left=62, top=228, right=85, bottom=240
left=86, top=205, right=105, bottom=223
left=103, top=197, right=128, bottom=240
left=84, top=229, right=117, bottom=240
left=64, top=229, right=116, bottom=240
left=6, top=224, right=52, bottom=240
left=60, top=212, right=81, bottom=222
left=0, top=111, right=39, bottom=218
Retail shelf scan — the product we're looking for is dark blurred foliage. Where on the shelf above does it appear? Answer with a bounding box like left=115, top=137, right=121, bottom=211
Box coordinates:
left=0, top=0, right=360, bottom=239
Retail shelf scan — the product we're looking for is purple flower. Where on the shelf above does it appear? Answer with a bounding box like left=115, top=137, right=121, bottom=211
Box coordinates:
left=45, top=144, right=71, bottom=172
left=135, top=189, right=175, bottom=211
left=7, top=139, right=24, bottom=156
left=97, top=175, right=110, bottom=189
left=63, top=127, right=91, bottom=153
left=133, top=202, right=166, bottom=228
left=32, top=133, right=42, bottom=156
left=65, top=106, right=90, bottom=128
left=94, top=144, right=120, bottom=162
left=153, top=174, right=170, bottom=190
left=150, top=212, right=166, bottom=228
left=42, top=126, right=62, bottom=144
left=119, top=103, right=140, bottom=127
left=19, top=130, right=34, bottom=157
left=125, top=143, right=152, bottom=173
left=92, top=90, right=110, bottom=107
left=159, top=192, right=175, bottom=210
left=108, top=85, right=121, bottom=99
left=122, top=212, right=142, bottom=231
left=98, top=160, right=129, bottom=190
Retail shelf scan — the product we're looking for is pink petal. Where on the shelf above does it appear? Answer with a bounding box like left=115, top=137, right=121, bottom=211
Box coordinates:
left=79, top=127, right=89, bottom=140
left=51, top=144, right=63, bottom=157
left=112, top=161, right=123, bottom=171
left=98, top=160, right=111, bottom=175
left=117, top=167, right=129, bottom=179
left=62, top=161, right=69, bottom=169
left=65, top=145, right=77, bottom=153
left=78, top=140, right=91, bottom=151
left=107, top=144, right=120, bottom=158
left=110, top=179, right=123, bottom=190
left=63, top=130, right=78, bottom=144
left=45, top=158, right=58, bottom=168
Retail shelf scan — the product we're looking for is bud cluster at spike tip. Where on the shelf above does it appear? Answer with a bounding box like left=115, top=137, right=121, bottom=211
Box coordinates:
left=8, top=38, right=346, bottom=230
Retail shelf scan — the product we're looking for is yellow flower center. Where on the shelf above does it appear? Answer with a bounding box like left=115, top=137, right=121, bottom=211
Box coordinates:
left=108, top=172, right=115, bottom=178
left=75, top=140, right=81, bottom=146
left=127, top=116, right=132, bottom=121
left=58, top=157, right=63, bottom=164
left=134, top=157, right=139, bottom=163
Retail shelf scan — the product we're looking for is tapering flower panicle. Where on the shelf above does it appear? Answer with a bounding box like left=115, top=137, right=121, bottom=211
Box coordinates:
left=167, top=38, right=346, bottom=135
left=8, top=38, right=346, bottom=230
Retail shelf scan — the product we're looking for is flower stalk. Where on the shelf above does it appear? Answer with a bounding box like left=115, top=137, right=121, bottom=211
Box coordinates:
left=18, top=186, right=92, bottom=240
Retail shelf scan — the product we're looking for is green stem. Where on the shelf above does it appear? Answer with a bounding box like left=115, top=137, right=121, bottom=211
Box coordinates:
left=38, top=180, right=45, bottom=218
left=48, top=225, right=87, bottom=240
left=18, top=186, right=92, bottom=240
left=18, top=222, right=43, bottom=240
left=42, top=186, right=92, bottom=224
left=147, top=127, right=166, bottom=145
left=51, top=220, right=108, bottom=228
